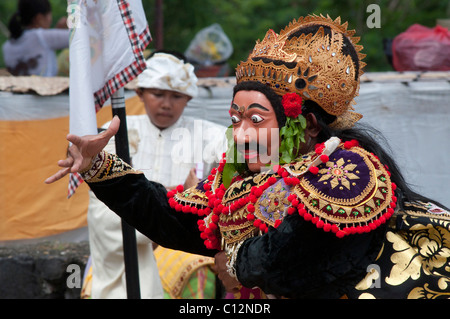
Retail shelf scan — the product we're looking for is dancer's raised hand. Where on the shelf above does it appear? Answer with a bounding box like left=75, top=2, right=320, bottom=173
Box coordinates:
left=45, top=116, right=120, bottom=184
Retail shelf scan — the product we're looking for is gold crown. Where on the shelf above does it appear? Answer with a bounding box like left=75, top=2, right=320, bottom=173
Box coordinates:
left=236, top=15, right=366, bottom=129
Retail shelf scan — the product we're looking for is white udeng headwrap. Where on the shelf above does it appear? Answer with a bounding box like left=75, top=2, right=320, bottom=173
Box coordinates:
left=137, top=53, right=198, bottom=98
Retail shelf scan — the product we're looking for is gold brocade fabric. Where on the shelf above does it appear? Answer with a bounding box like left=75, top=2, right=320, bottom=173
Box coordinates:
left=154, top=246, right=215, bottom=299
left=349, top=202, right=450, bottom=299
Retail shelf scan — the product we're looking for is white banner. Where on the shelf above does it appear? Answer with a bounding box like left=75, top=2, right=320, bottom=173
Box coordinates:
left=67, top=0, right=151, bottom=196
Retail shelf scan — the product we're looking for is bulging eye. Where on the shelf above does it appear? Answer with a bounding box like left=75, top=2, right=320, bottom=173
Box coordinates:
left=251, top=115, right=263, bottom=123
left=231, top=115, right=241, bottom=124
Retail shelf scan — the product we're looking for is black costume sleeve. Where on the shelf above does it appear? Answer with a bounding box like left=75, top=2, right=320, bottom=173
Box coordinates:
left=88, top=173, right=216, bottom=257
left=235, top=214, right=386, bottom=299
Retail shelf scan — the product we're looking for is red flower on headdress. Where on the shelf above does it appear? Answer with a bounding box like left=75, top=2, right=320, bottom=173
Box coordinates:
left=282, top=93, right=303, bottom=118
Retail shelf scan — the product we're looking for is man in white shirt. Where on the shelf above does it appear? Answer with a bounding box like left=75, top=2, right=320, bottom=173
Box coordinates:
left=85, top=52, right=226, bottom=298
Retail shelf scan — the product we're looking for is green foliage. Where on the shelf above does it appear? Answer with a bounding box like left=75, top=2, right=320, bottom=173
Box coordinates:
left=279, top=115, right=307, bottom=164
left=1, top=0, right=449, bottom=71
left=222, top=125, right=246, bottom=188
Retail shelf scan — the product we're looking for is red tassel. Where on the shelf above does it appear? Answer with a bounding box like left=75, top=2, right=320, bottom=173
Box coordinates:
left=320, top=154, right=329, bottom=163
left=182, top=205, right=191, bottom=213
left=298, top=208, right=306, bottom=217
left=166, top=190, right=175, bottom=198
left=204, top=240, right=212, bottom=249
left=331, top=224, right=339, bottom=233
left=249, top=194, right=258, bottom=203
left=315, top=143, right=325, bottom=154
left=211, top=214, right=219, bottom=223
left=309, top=166, right=319, bottom=174
left=176, top=185, right=184, bottom=193
left=344, top=139, right=359, bottom=149
left=259, top=223, right=267, bottom=232
left=287, top=207, right=297, bottom=215
left=336, top=230, right=346, bottom=238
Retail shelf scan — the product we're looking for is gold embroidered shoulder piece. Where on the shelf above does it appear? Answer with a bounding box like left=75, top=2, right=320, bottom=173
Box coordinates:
left=171, top=179, right=211, bottom=212
left=168, top=141, right=398, bottom=251
left=289, top=144, right=397, bottom=237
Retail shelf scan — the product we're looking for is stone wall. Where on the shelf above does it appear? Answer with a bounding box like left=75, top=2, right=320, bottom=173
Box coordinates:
left=0, top=241, right=89, bottom=299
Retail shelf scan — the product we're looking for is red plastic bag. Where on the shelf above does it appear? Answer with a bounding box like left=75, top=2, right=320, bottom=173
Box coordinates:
left=392, top=24, right=450, bottom=71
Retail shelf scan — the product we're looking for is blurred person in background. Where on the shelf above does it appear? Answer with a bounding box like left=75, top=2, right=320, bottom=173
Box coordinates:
left=2, top=0, right=69, bottom=76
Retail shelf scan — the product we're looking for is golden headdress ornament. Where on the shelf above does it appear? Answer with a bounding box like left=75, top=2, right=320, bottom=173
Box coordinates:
left=236, top=14, right=367, bottom=129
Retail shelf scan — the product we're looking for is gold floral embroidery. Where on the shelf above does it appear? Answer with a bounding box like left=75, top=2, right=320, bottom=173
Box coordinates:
left=385, top=224, right=450, bottom=286
left=355, top=265, right=381, bottom=290
left=259, top=182, right=290, bottom=217
left=358, top=293, right=376, bottom=299
left=175, top=185, right=209, bottom=207
left=293, top=146, right=392, bottom=226
left=82, top=150, right=141, bottom=183
left=317, top=157, right=360, bottom=190
left=223, top=172, right=271, bottom=204
left=407, top=282, right=450, bottom=299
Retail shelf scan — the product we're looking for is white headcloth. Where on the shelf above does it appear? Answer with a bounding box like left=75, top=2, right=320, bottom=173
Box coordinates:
left=137, top=53, right=198, bottom=98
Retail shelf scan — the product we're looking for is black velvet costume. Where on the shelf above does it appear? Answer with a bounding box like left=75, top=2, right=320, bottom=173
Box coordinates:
left=83, top=142, right=450, bottom=299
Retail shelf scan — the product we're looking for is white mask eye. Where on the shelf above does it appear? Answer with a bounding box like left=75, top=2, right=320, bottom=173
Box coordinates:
left=231, top=115, right=241, bottom=124
left=251, top=114, right=263, bottom=123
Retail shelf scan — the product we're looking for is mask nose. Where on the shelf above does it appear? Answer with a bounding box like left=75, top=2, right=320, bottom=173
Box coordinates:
left=234, top=124, right=257, bottom=147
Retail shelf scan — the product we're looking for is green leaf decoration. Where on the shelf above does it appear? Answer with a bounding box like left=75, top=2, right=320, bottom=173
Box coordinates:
left=222, top=125, right=246, bottom=188
left=279, top=114, right=306, bottom=164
